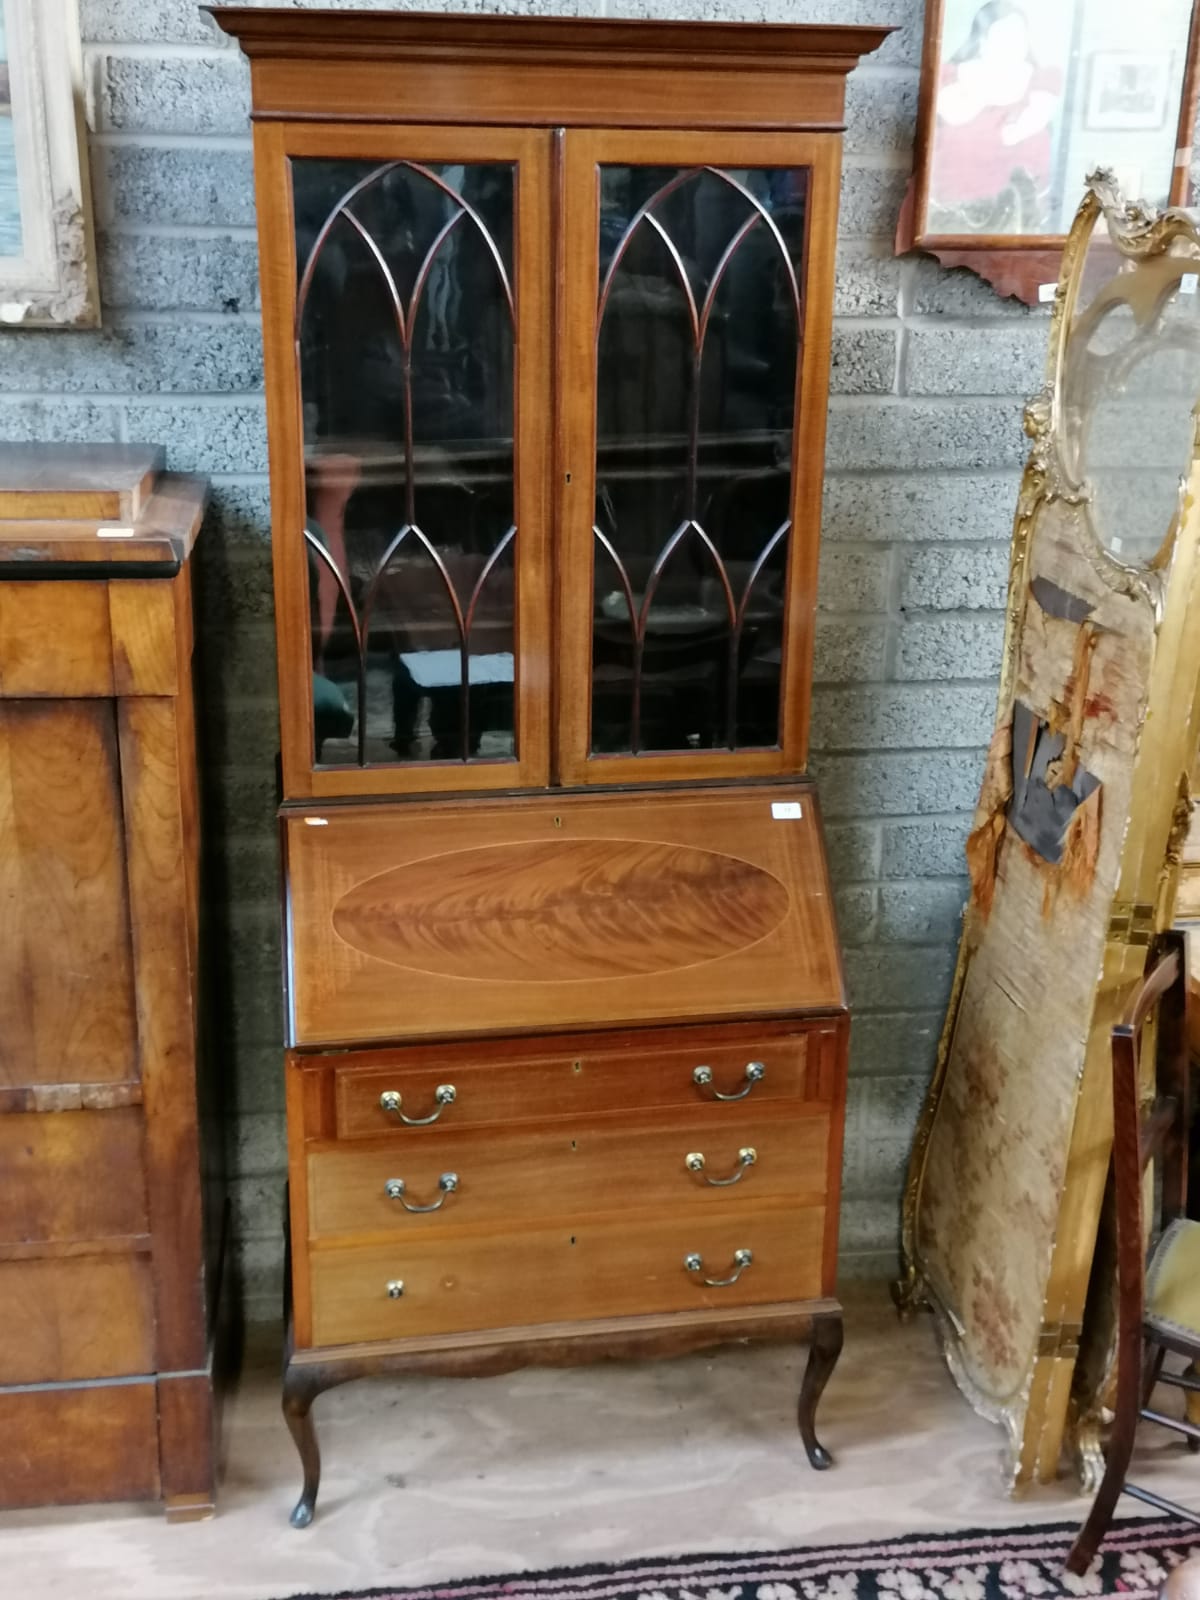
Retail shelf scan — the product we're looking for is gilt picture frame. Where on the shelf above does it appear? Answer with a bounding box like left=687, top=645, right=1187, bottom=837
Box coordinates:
left=0, top=0, right=99, bottom=328
left=896, top=0, right=1200, bottom=304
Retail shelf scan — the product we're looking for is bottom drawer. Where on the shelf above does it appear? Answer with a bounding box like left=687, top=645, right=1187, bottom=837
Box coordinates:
left=0, top=1256, right=155, bottom=1383
left=309, top=1204, right=824, bottom=1346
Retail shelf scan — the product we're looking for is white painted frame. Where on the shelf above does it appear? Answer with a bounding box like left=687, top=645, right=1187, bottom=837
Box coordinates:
left=0, top=0, right=98, bottom=327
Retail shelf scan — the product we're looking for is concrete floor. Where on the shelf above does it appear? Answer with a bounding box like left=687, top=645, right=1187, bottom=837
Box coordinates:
left=2, top=1288, right=1196, bottom=1599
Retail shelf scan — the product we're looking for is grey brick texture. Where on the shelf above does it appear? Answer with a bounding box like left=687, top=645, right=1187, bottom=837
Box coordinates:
left=7, top=0, right=1047, bottom=1313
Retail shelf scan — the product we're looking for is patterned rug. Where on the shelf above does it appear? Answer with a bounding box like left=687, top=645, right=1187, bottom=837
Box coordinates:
left=287, top=1516, right=1197, bottom=1600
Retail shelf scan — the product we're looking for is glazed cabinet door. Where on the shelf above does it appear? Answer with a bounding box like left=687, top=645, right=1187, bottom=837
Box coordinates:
left=556, top=130, right=841, bottom=785
left=256, top=124, right=552, bottom=799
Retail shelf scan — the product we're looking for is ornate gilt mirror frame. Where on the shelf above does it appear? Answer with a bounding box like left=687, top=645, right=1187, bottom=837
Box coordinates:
left=897, top=0, right=1200, bottom=304
left=895, top=171, right=1200, bottom=1491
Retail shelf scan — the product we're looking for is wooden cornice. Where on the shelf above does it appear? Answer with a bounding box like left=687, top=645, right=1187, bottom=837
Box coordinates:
left=208, top=8, right=892, bottom=76
left=208, top=7, right=892, bottom=129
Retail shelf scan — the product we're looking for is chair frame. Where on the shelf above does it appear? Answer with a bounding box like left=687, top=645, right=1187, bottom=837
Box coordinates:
left=1068, top=929, right=1198, bottom=1574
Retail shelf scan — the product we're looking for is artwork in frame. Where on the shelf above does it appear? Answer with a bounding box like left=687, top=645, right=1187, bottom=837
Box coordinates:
left=896, top=0, right=1200, bottom=303
left=0, top=0, right=98, bottom=328
left=1085, top=51, right=1175, bottom=131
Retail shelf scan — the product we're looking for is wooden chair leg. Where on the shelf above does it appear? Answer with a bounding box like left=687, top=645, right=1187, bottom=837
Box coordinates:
left=1067, top=1449, right=1130, bottom=1574
left=1142, top=1344, right=1165, bottom=1407
left=1067, top=1337, right=1147, bottom=1574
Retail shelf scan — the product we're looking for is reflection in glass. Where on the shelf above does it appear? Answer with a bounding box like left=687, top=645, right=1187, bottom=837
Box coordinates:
left=1063, top=221, right=1200, bottom=566
left=591, top=165, right=807, bottom=755
left=293, top=158, right=517, bottom=768
left=926, top=0, right=1192, bottom=237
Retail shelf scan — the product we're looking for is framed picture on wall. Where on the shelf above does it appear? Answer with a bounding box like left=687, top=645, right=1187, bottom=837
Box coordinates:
left=0, top=0, right=99, bottom=328
left=895, top=0, right=1200, bottom=303
left=1085, top=51, right=1174, bottom=130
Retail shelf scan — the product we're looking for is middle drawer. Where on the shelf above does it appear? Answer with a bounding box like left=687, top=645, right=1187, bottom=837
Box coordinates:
left=308, top=1106, right=830, bottom=1240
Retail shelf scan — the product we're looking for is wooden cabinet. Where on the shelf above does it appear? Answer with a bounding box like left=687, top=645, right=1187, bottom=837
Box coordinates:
left=216, top=6, right=890, bottom=1526
left=0, top=446, right=223, bottom=1517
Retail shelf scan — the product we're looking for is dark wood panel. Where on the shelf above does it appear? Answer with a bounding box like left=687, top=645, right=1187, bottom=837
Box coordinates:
left=308, top=1203, right=825, bottom=1345
left=0, top=700, right=137, bottom=1088
left=0, top=582, right=113, bottom=696
left=330, top=1026, right=822, bottom=1141
left=0, top=1382, right=159, bottom=1508
left=157, top=1370, right=216, bottom=1520
left=119, top=696, right=206, bottom=1374
left=0, top=1109, right=147, bottom=1245
left=0, top=1256, right=155, bottom=1383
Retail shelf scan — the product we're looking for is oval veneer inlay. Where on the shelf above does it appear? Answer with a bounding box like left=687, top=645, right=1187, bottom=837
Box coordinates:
left=331, top=837, right=790, bottom=983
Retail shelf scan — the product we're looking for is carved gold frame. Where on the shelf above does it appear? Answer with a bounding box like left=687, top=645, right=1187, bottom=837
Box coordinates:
left=895, top=168, right=1200, bottom=1490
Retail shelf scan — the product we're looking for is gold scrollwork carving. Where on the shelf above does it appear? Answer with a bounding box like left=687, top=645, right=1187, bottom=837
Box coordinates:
left=895, top=176, right=1200, bottom=1488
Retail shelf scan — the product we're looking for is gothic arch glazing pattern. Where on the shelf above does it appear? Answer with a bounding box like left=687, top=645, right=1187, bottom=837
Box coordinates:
left=590, top=163, right=808, bottom=756
left=293, top=157, right=518, bottom=768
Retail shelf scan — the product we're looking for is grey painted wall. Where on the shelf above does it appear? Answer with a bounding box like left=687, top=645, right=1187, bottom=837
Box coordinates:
left=34, top=0, right=1050, bottom=1320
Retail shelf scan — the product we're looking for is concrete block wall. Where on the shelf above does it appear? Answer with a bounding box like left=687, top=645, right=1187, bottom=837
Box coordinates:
left=24, top=0, right=1051, bottom=1320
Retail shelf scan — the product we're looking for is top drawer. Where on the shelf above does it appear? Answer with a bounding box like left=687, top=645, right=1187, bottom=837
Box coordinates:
left=284, top=784, right=844, bottom=1048
left=329, top=1025, right=835, bottom=1140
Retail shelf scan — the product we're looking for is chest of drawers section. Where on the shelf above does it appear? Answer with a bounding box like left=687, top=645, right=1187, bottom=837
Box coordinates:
left=288, top=1022, right=845, bottom=1350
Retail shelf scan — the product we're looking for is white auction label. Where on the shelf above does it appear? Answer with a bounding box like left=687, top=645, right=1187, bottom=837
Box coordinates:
left=771, top=801, right=803, bottom=820
left=1038, top=282, right=1057, bottom=303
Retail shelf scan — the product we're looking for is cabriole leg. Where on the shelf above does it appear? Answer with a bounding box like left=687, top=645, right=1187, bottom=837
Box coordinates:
left=282, top=1361, right=322, bottom=1529
left=798, top=1312, right=844, bottom=1470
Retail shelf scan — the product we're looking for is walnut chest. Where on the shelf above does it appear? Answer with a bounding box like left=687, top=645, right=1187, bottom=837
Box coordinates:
left=0, top=444, right=223, bottom=1518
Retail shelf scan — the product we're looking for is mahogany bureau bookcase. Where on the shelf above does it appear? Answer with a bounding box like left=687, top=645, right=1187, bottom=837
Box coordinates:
left=214, top=6, right=890, bottom=1526
left=0, top=445, right=224, bottom=1517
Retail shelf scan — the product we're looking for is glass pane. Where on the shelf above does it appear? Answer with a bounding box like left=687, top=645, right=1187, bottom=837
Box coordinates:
left=1062, top=215, right=1200, bottom=566
left=926, top=0, right=1192, bottom=237
left=293, top=157, right=517, bottom=768
left=591, top=165, right=806, bottom=755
